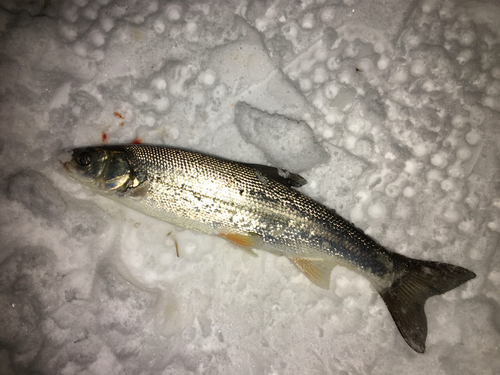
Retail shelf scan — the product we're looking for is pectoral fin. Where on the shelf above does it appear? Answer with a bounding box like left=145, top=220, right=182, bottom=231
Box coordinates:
left=217, top=231, right=263, bottom=257
left=288, top=257, right=336, bottom=289
left=120, top=180, right=150, bottom=199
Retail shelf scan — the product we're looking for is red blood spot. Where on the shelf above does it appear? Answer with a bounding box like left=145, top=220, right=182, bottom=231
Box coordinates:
left=114, top=112, right=124, bottom=119
left=131, top=137, right=142, bottom=144
left=101, top=132, right=107, bottom=142
left=119, top=122, right=124, bottom=126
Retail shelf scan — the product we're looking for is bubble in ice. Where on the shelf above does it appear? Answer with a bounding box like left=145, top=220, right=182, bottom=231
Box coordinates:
left=404, top=159, right=419, bottom=175
left=443, top=208, right=461, bottom=224
left=325, top=108, right=342, bottom=124
left=185, top=21, right=197, bottom=34
left=298, top=77, right=313, bottom=92
left=198, top=70, right=217, bottom=86
left=60, top=23, right=78, bottom=41
left=465, top=130, right=481, bottom=145
left=426, top=168, right=444, bottom=182
left=90, top=31, right=105, bottom=46
left=72, top=41, right=87, bottom=57
left=282, top=23, right=299, bottom=39
left=312, top=91, right=324, bottom=109
left=323, top=128, right=334, bottom=138
left=373, top=42, right=385, bottom=54
left=410, top=59, right=427, bottom=77
left=413, top=142, right=430, bottom=157
left=255, top=18, right=268, bottom=32
left=154, top=19, right=165, bottom=33
left=347, top=118, right=367, bottom=135
left=147, top=1, right=159, bottom=13
left=166, top=4, right=183, bottom=22
left=421, top=0, right=438, bottom=13
left=62, top=4, right=79, bottom=23
left=431, top=151, right=448, bottom=169
left=319, top=7, right=335, bottom=23
left=326, top=56, right=341, bottom=71
left=132, top=15, right=145, bottom=24
left=338, top=68, right=353, bottom=85
left=458, top=219, right=475, bottom=233
left=349, top=204, right=365, bottom=223
left=440, top=178, right=457, bottom=192
left=457, top=49, right=474, bottom=65
left=422, top=79, right=435, bottom=92
left=447, top=161, right=465, bottom=179
left=385, top=184, right=401, bottom=198
left=300, top=13, right=315, bottom=29
left=481, top=96, right=500, bottom=111
left=83, top=6, right=98, bottom=21
left=100, top=17, right=115, bottom=32
left=488, top=219, right=500, bottom=233
left=403, top=186, right=416, bottom=198
left=313, top=67, right=328, bottom=84
left=486, top=80, right=500, bottom=96
left=356, top=189, right=371, bottom=204
left=459, top=31, right=475, bottom=47
left=456, top=145, right=472, bottom=161
left=367, top=202, right=387, bottom=220
left=377, top=55, right=389, bottom=70
left=344, top=134, right=358, bottom=150
left=151, top=78, right=167, bottom=90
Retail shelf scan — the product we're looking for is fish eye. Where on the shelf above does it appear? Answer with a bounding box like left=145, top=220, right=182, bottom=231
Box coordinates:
left=76, top=152, right=92, bottom=167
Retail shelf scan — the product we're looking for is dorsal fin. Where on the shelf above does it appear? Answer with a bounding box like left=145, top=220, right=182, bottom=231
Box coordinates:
left=244, top=163, right=307, bottom=188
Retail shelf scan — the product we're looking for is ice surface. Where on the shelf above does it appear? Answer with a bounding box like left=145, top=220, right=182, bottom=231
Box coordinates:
left=234, top=102, right=328, bottom=171
left=1, top=0, right=500, bottom=374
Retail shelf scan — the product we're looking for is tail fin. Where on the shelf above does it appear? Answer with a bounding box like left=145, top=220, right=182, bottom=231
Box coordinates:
left=379, top=254, right=476, bottom=353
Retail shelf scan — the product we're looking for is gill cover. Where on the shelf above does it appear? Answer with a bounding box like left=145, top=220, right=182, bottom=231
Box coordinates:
left=67, top=147, right=140, bottom=193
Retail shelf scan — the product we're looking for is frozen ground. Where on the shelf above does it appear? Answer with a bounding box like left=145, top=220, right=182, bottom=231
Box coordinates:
left=0, top=0, right=499, bottom=374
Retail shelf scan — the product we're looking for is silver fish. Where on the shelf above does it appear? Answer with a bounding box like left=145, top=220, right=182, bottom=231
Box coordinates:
left=63, top=145, right=475, bottom=353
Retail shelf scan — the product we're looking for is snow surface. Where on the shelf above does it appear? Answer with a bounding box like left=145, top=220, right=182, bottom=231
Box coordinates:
left=0, top=0, right=499, bottom=374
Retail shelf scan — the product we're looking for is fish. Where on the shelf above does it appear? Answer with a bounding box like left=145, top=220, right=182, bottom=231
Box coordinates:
left=62, top=144, right=476, bottom=353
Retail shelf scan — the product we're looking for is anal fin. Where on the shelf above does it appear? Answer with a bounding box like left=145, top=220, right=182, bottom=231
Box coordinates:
left=288, top=257, right=336, bottom=289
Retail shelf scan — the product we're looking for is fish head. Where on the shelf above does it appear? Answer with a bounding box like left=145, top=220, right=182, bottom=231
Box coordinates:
left=63, top=146, right=134, bottom=194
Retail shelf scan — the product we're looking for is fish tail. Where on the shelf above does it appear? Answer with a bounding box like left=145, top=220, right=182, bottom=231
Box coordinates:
left=378, top=253, right=476, bottom=353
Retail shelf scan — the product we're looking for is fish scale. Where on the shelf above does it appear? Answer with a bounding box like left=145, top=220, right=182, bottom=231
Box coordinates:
left=63, top=144, right=476, bottom=353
